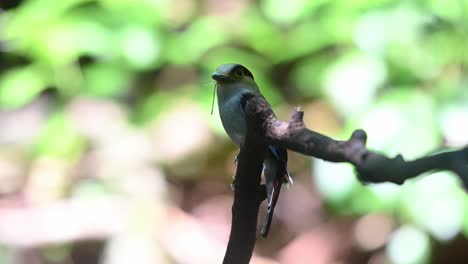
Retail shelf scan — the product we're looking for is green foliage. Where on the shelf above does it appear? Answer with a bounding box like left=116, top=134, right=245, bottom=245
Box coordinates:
left=34, top=112, right=85, bottom=160
left=81, top=62, right=131, bottom=97
left=2, top=0, right=467, bottom=108
left=0, top=66, right=46, bottom=109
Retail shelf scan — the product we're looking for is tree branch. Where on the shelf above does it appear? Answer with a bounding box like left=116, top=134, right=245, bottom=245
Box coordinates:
left=248, top=95, right=468, bottom=187
left=222, top=100, right=267, bottom=264
left=223, top=95, right=468, bottom=264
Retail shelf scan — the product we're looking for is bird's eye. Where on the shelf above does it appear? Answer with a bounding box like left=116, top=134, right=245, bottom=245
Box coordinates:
left=234, top=69, right=244, bottom=78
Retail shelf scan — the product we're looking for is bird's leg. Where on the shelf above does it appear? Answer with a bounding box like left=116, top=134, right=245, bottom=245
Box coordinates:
left=230, top=175, right=236, bottom=191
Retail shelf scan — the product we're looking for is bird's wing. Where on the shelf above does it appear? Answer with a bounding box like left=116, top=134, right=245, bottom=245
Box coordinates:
left=268, top=145, right=293, bottom=184
left=239, top=92, right=256, bottom=113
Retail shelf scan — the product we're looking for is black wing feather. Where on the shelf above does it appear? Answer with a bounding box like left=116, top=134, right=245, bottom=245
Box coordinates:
left=239, top=92, right=256, bottom=113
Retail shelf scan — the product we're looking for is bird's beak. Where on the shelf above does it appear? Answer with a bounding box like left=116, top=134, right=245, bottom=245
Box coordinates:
left=212, top=72, right=233, bottom=82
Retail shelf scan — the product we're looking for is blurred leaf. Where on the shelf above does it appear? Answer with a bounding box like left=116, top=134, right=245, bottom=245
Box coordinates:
left=0, top=66, right=46, bottom=109
left=284, top=19, right=338, bottom=61
left=99, top=0, right=165, bottom=25
left=399, top=172, right=464, bottom=241
left=386, top=225, right=431, bottom=264
left=290, top=56, right=331, bottom=98
left=131, top=91, right=180, bottom=125
left=440, top=103, right=468, bottom=146
left=119, top=26, right=161, bottom=69
left=313, top=160, right=359, bottom=204
left=81, top=63, right=131, bottom=97
left=323, top=53, right=387, bottom=117
left=166, top=17, right=228, bottom=64
left=260, top=0, right=319, bottom=25
left=35, top=112, right=85, bottom=160
left=5, top=16, right=90, bottom=65
left=237, top=8, right=285, bottom=59
left=333, top=0, right=396, bottom=12
left=348, top=185, right=389, bottom=213
left=426, top=0, right=468, bottom=22
left=345, top=87, right=440, bottom=158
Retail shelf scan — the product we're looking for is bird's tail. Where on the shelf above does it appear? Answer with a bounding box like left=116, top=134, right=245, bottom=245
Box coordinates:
left=261, top=145, right=291, bottom=238
left=261, top=178, right=283, bottom=238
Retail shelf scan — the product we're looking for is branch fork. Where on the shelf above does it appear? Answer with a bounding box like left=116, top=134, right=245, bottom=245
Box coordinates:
left=223, top=95, right=468, bottom=264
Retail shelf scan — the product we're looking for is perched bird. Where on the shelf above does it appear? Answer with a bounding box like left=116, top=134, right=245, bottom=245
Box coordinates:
left=212, top=63, right=292, bottom=238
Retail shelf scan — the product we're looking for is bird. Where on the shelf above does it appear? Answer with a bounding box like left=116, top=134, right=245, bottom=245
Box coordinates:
left=211, top=63, right=292, bottom=238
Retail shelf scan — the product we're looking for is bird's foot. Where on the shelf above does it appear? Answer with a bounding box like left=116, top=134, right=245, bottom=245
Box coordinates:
left=230, top=175, right=236, bottom=191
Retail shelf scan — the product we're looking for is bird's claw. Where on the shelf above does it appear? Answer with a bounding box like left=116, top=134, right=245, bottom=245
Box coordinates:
left=230, top=175, right=236, bottom=191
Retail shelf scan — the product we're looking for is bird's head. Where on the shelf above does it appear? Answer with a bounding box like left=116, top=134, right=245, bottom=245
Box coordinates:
left=212, top=63, right=255, bottom=84
left=211, top=64, right=259, bottom=105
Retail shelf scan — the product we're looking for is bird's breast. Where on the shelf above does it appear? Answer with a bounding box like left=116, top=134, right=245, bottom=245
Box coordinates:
left=218, top=96, right=246, bottom=146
